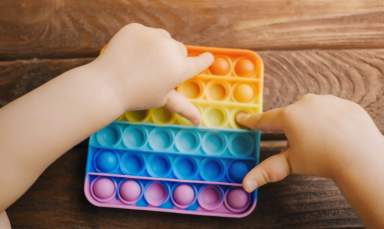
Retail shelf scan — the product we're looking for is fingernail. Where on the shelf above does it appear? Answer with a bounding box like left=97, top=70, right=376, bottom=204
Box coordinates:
left=236, top=112, right=250, bottom=123
left=244, top=180, right=258, bottom=193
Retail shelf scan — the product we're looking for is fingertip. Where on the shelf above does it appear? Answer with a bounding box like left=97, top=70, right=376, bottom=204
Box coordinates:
left=243, top=179, right=258, bottom=193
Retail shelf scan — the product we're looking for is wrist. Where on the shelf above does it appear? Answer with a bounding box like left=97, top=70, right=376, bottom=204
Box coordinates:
left=76, top=61, right=129, bottom=115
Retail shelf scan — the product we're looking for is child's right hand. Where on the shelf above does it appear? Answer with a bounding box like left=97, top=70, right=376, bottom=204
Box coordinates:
left=237, top=94, right=384, bottom=192
left=89, top=23, right=213, bottom=124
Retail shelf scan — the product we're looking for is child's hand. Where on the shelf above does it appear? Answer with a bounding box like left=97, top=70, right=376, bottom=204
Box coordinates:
left=237, top=94, right=384, bottom=192
left=90, top=23, right=213, bottom=124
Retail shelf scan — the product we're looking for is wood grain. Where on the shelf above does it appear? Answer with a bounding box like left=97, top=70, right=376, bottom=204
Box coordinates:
left=1, top=49, right=383, bottom=132
left=0, top=0, right=384, bottom=59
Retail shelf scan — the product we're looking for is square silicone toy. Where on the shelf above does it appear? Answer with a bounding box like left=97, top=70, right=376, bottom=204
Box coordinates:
left=84, top=46, right=263, bottom=217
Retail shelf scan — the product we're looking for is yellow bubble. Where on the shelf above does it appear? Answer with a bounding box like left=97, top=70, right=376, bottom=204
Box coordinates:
left=234, top=84, right=254, bottom=102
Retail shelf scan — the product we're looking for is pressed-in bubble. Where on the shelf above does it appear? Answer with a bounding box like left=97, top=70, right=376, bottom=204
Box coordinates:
left=122, top=126, right=147, bottom=148
left=200, top=158, right=225, bottom=181
left=206, top=81, right=230, bottom=101
left=144, top=182, right=170, bottom=207
left=151, top=107, right=175, bottom=124
left=197, top=185, right=224, bottom=211
left=225, top=188, right=251, bottom=212
left=95, top=125, right=120, bottom=146
left=146, top=154, right=172, bottom=177
left=173, top=157, right=198, bottom=179
left=94, top=151, right=119, bottom=172
left=202, top=132, right=226, bottom=155
left=175, top=130, right=200, bottom=153
left=228, top=160, right=251, bottom=183
left=203, top=108, right=228, bottom=127
left=228, top=133, right=254, bottom=157
left=91, top=177, right=116, bottom=202
left=178, top=80, right=203, bottom=99
left=148, top=129, right=173, bottom=151
left=172, top=184, right=196, bottom=208
left=119, top=153, right=145, bottom=175
left=125, top=110, right=149, bottom=122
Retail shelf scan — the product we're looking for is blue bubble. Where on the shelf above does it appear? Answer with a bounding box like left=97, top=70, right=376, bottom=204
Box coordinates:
left=96, top=125, right=120, bottom=146
left=228, top=161, right=251, bottom=183
left=95, top=151, right=118, bottom=172
left=202, top=133, right=226, bottom=155
left=201, top=159, right=225, bottom=181
left=120, top=153, right=144, bottom=175
left=146, top=155, right=171, bottom=177
left=173, top=157, right=198, bottom=179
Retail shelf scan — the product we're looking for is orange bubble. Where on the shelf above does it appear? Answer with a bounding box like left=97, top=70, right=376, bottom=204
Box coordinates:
left=178, top=80, right=202, bottom=99
left=234, top=84, right=254, bottom=102
left=209, top=56, right=230, bottom=75
left=207, top=82, right=230, bottom=100
left=235, top=58, right=255, bottom=77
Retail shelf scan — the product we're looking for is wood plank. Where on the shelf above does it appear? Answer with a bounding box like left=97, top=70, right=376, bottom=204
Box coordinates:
left=0, top=0, right=384, bottom=59
left=1, top=49, right=383, bottom=132
left=6, top=145, right=362, bottom=228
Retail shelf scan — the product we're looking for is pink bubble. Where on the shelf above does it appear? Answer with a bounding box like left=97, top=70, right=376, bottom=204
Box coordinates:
left=144, top=182, right=169, bottom=207
left=119, top=180, right=142, bottom=203
left=225, top=188, right=250, bottom=212
left=92, top=177, right=115, bottom=201
left=173, top=184, right=195, bottom=208
left=198, top=185, right=223, bottom=211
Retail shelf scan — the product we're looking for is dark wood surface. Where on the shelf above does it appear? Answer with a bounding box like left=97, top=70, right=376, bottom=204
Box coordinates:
left=2, top=0, right=384, bottom=228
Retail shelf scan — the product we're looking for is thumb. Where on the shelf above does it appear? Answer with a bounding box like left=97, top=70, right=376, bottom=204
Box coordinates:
left=243, top=151, right=291, bottom=192
left=236, top=107, right=284, bottom=132
left=182, top=52, right=214, bottom=80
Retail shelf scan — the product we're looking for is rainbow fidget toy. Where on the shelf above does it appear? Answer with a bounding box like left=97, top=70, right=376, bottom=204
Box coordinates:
left=84, top=46, right=264, bottom=217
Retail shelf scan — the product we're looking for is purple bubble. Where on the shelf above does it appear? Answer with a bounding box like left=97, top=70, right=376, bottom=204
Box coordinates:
left=144, top=182, right=169, bottom=207
left=119, top=180, right=142, bottom=204
left=225, top=188, right=250, bottom=212
left=92, top=177, right=115, bottom=201
left=173, top=184, right=195, bottom=208
left=198, top=185, right=223, bottom=211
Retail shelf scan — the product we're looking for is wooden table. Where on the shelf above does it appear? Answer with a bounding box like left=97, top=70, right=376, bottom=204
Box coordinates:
left=1, top=1, right=384, bottom=228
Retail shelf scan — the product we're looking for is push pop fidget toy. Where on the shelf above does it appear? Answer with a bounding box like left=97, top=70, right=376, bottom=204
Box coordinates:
left=84, top=46, right=264, bottom=217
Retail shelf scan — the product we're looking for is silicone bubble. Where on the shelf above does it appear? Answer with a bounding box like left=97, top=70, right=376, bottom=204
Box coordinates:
left=91, top=177, right=116, bottom=202
left=228, top=133, right=254, bottom=157
left=146, top=154, right=172, bottom=177
left=206, top=81, right=230, bottom=101
left=172, top=184, right=196, bottom=208
left=228, top=161, right=251, bottom=183
left=125, top=110, right=149, bottom=122
left=119, top=180, right=142, bottom=204
left=144, top=182, right=170, bottom=207
left=173, top=157, right=198, bottom=179
left=148, top=129, right=173, bottom=151
left=95, top=125, right=120, bottom=146
left=202, top=132, right=226, bottom=155
left=200, top=158, right=225, bottom=181
left=94, top=151, right=119, bottom=173
left=235, top=58, right=256, bottom=77
left=122, top=126, right=147, bottom=148
left=209, top=56, right=230, bottom=75
left=175, top=130, right=200, bottom=153
left=198, top=185, right=224, bottom=211
left=151, top=107, right=175, bottom=124
left=120, top=153, right=145, bottom=175
left=233, top=83, right=254, bottom=103
left=225, top=188, right=251, bottom=212
left=203, top=108, right=228, bottom=127
left=178, top=80, right=203, bottom=99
